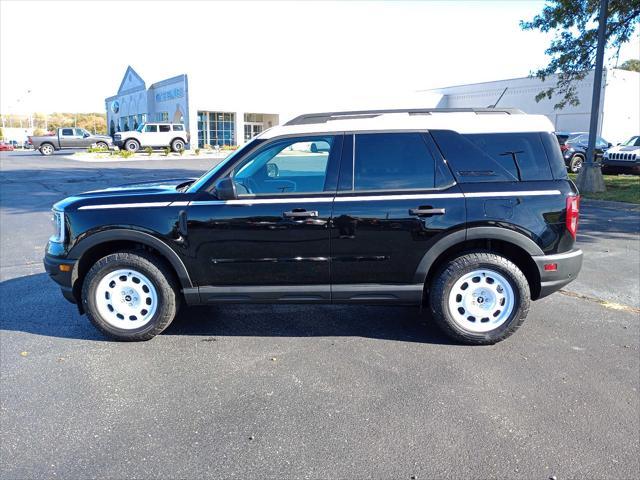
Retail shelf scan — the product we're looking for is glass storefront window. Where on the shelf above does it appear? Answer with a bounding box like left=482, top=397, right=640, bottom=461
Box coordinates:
left=198, top=111, right=235, bottom=146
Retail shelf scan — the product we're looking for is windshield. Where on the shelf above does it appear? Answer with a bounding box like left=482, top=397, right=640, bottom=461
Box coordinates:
left=622, top=136, right=640, bottom=147
left=136, top=124, right=145, bottom=133
left=186, top=139, right=264, bottom=193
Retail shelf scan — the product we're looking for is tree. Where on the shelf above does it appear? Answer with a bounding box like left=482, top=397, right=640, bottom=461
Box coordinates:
left=521, top=0, right=640, bottom=109
left=619, top=58, right=640, bottom=72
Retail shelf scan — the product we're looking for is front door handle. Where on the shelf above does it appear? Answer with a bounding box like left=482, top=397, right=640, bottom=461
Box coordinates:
left=409, top=206, right=446, bottom=217
left=283, top=209, right=319, bottom=218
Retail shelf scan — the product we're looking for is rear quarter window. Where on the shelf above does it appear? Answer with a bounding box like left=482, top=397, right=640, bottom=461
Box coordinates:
left=430, top=130, right=555, bottom=182
left=172, top=125, right=184, bottom=131
left=463, top=132, right=553, bottom=181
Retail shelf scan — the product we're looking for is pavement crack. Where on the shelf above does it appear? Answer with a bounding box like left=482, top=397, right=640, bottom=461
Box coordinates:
left=559, top=289, right=640, bottom=314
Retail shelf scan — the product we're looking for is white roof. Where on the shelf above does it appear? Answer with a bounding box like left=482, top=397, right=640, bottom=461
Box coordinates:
left=258, top=111, right=555, bottom=139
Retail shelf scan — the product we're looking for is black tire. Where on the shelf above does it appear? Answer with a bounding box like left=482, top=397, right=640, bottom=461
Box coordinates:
left=429, top=251, right=530, bottom=345
left=569, top=155, right=584, bottom=173
left=81, top=251, right=180, bottom=341
left=171, top=138, right=185, bottom=152
left=40, top=143, right=54, bottom=156
left=124, top=139, right=140, bottom=152
left=96, top=141, right=109, bottom=150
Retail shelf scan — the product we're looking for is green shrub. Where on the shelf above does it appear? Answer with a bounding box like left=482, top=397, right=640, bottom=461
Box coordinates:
left=118, top=150, right=134, bottom=158
left=144, top=146, right=153, bottom=156
left=179, top=147, right=185, bottom=156
left=163, top=147, right=170, bottom=156
left=86, top=146, right=108, bottom=153
left=194, top=148, right=201, bottom=155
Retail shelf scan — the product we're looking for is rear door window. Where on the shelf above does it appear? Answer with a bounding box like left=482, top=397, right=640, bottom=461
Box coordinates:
left=61, top=128, right=74, bottom=136
left=352, top=133, right=435, bottom=191
left=159, top=125, right=171, bottom=133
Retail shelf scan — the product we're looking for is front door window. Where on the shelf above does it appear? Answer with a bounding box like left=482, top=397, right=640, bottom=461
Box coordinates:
left=226, top=137, right=334, bottom=196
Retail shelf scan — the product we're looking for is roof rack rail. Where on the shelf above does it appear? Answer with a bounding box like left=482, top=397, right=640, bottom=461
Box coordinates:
left=284, top=108, right=524, bottom=126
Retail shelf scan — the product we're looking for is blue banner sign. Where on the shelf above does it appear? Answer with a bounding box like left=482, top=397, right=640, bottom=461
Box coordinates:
left=155, top=88, right=184, bottom=103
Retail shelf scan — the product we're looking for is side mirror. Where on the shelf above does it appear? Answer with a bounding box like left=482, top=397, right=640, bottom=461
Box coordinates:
left=84, top=133, right=90, bottom=138
left=267, top=163, right=279, bottom=178
left=608, top=143, right=612, bottom=148
left=215, top=177, right=237, bottom=200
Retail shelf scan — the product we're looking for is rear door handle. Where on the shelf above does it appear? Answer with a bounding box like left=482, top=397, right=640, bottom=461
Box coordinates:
left=409, top=207, right=446, bottom=216
left=283, top=209, right=319, bottom=218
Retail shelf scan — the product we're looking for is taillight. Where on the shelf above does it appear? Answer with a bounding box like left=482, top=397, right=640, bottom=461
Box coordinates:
left=560, top=144, right=569, bottom=152
left=566, top=196, right=580, bottom=239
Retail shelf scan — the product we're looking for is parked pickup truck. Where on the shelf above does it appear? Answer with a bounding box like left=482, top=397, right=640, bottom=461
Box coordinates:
left=30, top=128, right=113, bottom=156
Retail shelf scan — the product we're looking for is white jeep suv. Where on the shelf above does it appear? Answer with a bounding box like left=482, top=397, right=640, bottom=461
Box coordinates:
left=114, top=123, right=190, bottom=152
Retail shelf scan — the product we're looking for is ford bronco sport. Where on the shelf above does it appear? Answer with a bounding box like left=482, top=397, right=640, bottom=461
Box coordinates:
left=44, top=108, right=583, bottom=344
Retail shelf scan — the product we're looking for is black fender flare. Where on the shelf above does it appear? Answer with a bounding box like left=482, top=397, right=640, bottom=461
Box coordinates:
left=68, top=229, right=193, bottom=289
left=413, top=226, right=544, bottom=284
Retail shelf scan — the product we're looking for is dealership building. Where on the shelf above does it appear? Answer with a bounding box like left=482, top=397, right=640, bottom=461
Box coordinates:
left=105, top=66, right=280, bottom=148
left=421, top=69, right=639, bottom=144
left=105, top=66, right=638, bottom=148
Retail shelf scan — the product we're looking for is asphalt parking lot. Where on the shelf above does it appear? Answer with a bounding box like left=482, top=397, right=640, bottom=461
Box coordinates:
left=1, top=150, right=639, bottom=479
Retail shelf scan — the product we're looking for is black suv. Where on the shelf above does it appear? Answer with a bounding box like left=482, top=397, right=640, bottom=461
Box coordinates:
left=555, top=131, right=611, bottom=173
left=44, top=109, right=583, bottom=345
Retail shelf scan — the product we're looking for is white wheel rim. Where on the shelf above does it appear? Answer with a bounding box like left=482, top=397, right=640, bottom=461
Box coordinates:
left=447, top=269, right=515, bottom=333
left=95, top=269, right=158, bottom=329
left=175, top=141, right=183, bottom=150
left=127, top=142, right=137, bottom=151
left=42, top=145, right=53, bottom=154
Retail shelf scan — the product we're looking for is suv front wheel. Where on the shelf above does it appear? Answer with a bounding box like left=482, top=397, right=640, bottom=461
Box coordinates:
left=429, top=252, right=530, bottom=345
left=124, top=139, right=140, bottom=153
left=82, top=251, right=180, bottom=341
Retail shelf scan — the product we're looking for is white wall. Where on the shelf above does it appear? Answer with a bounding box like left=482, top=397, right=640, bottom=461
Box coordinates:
left=425, top=69, right=640, bottom=144
left=1, top=127, right=33, bottom=143
left=602, top=69, right=640, bottom=144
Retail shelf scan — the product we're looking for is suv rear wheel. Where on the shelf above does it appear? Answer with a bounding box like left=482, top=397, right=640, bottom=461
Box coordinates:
left=171, top=138, right=185, bottom=152
left=124, top=139, right=140, bottom=152
left=429, top=252, right=530, bottom=345
left=82, top=251, right=180, bottom=341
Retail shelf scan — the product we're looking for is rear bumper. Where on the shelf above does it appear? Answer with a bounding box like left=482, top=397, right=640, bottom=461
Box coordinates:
left=43, top=253, right=77, bottom=304
left=532, top=249, right=583, bottom=299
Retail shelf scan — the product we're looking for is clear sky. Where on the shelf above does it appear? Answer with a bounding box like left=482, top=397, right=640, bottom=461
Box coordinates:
left=1, top=0, right=638, bottom=115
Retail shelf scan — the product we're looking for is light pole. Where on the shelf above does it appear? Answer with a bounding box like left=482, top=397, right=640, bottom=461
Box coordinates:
left=576, top=0, right=608, bottom=193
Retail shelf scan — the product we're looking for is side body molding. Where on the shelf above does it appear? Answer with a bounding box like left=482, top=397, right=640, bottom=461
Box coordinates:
left=413, top=226, right=544, bottom=284
left=68, top=229, right=194, bottom=289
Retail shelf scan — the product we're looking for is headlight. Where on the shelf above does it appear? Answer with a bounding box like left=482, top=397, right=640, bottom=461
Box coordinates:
left=50, top=210, right=65, bottom=243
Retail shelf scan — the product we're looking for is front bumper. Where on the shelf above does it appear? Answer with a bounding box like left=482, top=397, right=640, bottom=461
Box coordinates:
left=43, top=253, right=77, bottom=304
left=602, top=158, right=640, bottom=170
left=113, top=138, right=125, bottom=147
left=532, top=248, right=583, bottom=299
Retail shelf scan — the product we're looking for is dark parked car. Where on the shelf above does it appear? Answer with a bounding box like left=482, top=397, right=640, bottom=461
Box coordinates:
left=602, top=135, right=640, bottom=174
left=44, top=108, right=583, bottom=345
left=555, top=132, right=611, bottom=173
